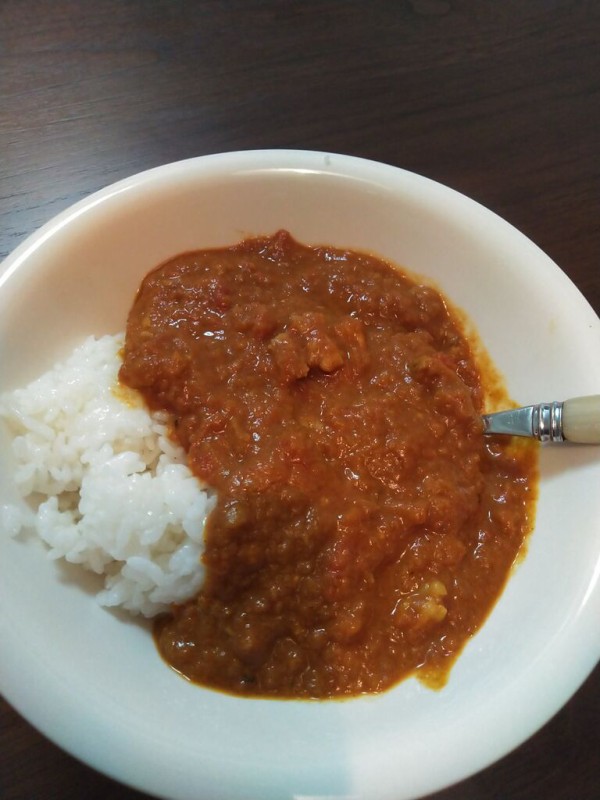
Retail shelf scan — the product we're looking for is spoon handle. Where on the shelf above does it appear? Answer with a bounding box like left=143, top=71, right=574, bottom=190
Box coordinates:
left=482, top=395, right=600, bottom=443
left=563, top=395, right=600, bottom=443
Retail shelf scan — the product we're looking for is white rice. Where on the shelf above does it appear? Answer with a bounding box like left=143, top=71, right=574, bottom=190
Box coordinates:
left=0, top=334, right=212, bottom=617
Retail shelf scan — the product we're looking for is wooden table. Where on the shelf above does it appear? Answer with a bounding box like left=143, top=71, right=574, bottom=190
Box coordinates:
left=1, top=2, right=598, bottom=798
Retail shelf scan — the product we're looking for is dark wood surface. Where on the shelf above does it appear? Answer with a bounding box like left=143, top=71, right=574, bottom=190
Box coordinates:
left=1, top=1, right=599, bottom=798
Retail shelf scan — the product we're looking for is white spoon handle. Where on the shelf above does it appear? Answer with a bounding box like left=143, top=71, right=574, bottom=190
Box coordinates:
left=563, top=395, right=600, bottom=443
left=482, top=396, right=600, bottom=443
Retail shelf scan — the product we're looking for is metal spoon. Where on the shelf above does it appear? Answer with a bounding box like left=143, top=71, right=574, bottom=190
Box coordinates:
left=482, top=396, right=600, bottom=443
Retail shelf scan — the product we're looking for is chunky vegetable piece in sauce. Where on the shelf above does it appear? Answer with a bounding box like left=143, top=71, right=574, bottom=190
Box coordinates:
left=120, top=231, right=537, bottom=698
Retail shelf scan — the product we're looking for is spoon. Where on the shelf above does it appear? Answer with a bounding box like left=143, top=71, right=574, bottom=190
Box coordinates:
left=482, top=396, right=600, bottom=443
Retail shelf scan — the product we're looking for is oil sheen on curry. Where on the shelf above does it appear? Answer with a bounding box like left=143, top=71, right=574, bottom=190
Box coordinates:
left=120, top=231, right=538, bottom=699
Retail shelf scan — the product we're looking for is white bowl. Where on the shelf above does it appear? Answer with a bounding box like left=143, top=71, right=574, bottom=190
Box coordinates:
left=1, top=150, right=599, bottom=800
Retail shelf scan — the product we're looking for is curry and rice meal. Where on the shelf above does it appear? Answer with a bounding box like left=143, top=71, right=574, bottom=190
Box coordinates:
left=0, top=231, right=538, bottom=699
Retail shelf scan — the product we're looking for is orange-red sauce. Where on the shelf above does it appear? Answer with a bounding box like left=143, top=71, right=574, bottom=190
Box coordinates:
left=120, top=231, right=537, bottom=698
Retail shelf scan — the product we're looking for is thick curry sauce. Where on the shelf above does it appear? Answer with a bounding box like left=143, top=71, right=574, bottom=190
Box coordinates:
left=120, top=231, right=537, bottom=698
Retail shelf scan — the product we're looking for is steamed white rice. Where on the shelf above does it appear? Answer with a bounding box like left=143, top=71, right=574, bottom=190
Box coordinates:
left=0, top=334, right=212, bottom=617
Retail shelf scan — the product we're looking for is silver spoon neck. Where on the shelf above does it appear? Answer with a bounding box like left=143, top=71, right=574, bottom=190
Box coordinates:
left=482, top=402, right=564, bottom=442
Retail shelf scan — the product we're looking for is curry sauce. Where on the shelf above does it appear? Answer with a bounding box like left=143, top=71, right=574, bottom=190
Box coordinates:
left=120, top=231, right=537, bottom=698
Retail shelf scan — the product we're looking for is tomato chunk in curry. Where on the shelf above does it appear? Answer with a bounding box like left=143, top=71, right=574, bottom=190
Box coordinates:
left=120, top=231, right=537, bottom=699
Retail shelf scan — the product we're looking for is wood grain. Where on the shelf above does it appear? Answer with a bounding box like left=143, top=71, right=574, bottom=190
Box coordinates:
left=1, top=1, right=599, bottom=798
